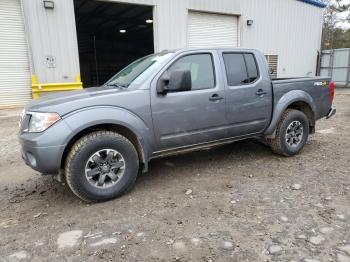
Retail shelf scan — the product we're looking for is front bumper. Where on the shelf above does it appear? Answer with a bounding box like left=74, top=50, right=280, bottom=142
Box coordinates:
left=21, top=143, right=66, bottom=174
left=326, top=106, right=336, bottom=119
left=19, top=119, right=72, bottom=174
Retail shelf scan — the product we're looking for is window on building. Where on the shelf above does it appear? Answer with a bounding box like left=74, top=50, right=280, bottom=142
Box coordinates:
left=167, top=53, right=215, bottom=90
left=223, top=53, right=260, bottom=86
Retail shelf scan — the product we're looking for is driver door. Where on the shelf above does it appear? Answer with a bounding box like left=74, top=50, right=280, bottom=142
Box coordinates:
left=150, top=51, right=227, bottom=151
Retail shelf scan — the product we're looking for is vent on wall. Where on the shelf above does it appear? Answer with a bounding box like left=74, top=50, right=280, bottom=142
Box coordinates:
left=265, top=55, right=278, bottom=79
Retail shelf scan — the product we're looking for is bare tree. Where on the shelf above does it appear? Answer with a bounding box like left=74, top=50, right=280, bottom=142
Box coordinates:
left=322, top=0, right=350, bottom=49
left=330, top=0, right=350, bottom=13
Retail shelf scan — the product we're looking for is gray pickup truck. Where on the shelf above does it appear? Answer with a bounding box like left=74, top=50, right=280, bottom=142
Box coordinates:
left=19, top=48, right=336, bottom=202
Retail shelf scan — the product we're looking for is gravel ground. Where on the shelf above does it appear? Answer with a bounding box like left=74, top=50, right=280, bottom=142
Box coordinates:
left=0, top=89, right=349, bottom=262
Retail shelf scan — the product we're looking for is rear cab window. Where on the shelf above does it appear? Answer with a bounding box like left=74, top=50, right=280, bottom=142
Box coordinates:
left=222, top=52, right=259, bottom=86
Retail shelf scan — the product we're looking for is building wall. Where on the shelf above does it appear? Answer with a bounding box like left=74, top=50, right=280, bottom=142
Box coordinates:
left=22, top=0, right=80, bottom=84
left=105, top=0, right=323, bottom=77
left=22, top=0, right=323, bottom=85
left=103, top=0, right=241, bottom=51
left=240, top=0, right=324, bottom=77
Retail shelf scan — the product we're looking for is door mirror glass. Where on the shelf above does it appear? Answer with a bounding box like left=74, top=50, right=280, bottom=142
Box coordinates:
left=157, top=69, right=192, bottom=94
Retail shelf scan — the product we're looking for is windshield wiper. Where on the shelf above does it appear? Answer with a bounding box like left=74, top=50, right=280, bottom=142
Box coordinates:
left=106, top=82, right=128, bottom=88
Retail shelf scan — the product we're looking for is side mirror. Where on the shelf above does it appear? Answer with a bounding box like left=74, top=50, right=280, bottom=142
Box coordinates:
left=157, top=69, right=192, bottom=94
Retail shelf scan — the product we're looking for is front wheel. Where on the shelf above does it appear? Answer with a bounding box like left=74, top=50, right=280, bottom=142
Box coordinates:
left=267, top=109, right=309, bottom=156
left=65, top=131, right=139, bottom=202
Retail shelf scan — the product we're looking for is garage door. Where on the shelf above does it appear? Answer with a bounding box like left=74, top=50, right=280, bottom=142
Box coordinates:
left=0, top=0, right=31, bottom=108
left=188, top=11, right=239, bottom=48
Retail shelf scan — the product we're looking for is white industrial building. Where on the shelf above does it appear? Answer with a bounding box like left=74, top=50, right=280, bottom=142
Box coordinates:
left=0, top=0, right=326, bottom=108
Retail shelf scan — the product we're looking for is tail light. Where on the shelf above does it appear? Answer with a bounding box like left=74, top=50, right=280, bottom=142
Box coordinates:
left=329, top=81, right=335, bottom=103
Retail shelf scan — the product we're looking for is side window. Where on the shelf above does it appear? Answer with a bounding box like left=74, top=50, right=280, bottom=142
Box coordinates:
left=223, top=53, right=249, bottom=86
left=244, top=54, right=259, bottom=82
left=223, top=53, right=259, bottom=86
left=167, top=54, right=215, bottom=90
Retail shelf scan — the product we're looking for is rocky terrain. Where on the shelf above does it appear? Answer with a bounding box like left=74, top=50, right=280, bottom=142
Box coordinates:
left=0, top=89, right=349, bottom=262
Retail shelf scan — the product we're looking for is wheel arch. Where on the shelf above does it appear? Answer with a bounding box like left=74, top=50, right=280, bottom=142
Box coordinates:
left=60, top=123, right=148, bottom=172
left=264, top=90, right=316, bottom=137
left=60, top=106, right=154, bottom=173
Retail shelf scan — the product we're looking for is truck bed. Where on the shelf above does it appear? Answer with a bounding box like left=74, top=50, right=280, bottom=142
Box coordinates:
left=272, top=76, right=332, bottom=121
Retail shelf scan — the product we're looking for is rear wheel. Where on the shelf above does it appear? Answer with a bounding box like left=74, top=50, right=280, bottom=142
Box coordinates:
left=267, top=109, right=309, bottom=156
left=65, top=131, right=139, bottom=202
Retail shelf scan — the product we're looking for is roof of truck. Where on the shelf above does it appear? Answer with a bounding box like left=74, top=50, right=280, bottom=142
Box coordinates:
left=163, top=47, right=261, bottom=53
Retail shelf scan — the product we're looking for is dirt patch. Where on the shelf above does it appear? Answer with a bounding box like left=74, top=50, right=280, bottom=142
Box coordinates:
left=0, top=90, right=349, bottom=261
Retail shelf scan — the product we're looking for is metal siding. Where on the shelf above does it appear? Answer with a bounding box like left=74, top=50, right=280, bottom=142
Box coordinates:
left=20, top=0, right=323, bottom=84
left=0, top=0, right=31, bottom=108
left=22, top=0, right=80, bottom=84
left=156, top=0, right=188, bottom=50
left=106, top=0, right=240, bottom=51
left=240, top=0, right=323, bottom=78
left=188, top=11, right=239, bottom=48
left=83, top=0, right=321, bottom=77
left=21, top=0, right=241, bottom=82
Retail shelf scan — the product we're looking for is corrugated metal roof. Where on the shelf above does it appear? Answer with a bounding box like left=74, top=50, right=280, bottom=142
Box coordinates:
left=298, top=0, right=327, bottom=8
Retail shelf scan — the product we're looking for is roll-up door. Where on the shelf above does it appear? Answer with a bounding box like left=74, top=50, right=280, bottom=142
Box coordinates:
left=188, top=11, right=239, bottom=48
left=0, top=0, right=31, bottom=108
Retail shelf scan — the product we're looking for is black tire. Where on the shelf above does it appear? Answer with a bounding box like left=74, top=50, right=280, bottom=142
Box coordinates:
left=65, top=131, right=139, bottom=202
left=267, top=109, right=309, bottom=156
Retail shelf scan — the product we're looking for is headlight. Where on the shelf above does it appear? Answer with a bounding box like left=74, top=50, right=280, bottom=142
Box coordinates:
left=27, top=112, right=61, bottom=132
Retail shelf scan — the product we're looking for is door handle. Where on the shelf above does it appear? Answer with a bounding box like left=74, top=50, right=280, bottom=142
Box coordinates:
left=209, top=94, right=224, bottom=102
left=256, top=89, right=267, bottom=96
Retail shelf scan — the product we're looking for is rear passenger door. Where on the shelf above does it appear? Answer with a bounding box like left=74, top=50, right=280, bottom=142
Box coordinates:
left=220, top=52, right=272, bottom=137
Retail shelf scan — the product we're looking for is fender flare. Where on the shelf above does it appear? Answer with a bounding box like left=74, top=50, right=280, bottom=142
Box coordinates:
left=264, top=90, right=316, bottom=136
left=61, top=106, right=154, bottom=171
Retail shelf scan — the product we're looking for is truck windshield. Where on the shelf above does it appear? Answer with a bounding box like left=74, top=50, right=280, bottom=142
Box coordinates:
left=105, top=52, right=173, bottom=88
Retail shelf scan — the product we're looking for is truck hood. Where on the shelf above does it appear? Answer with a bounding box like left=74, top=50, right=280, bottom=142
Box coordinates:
left=25, top=86, right=138, bottom=116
